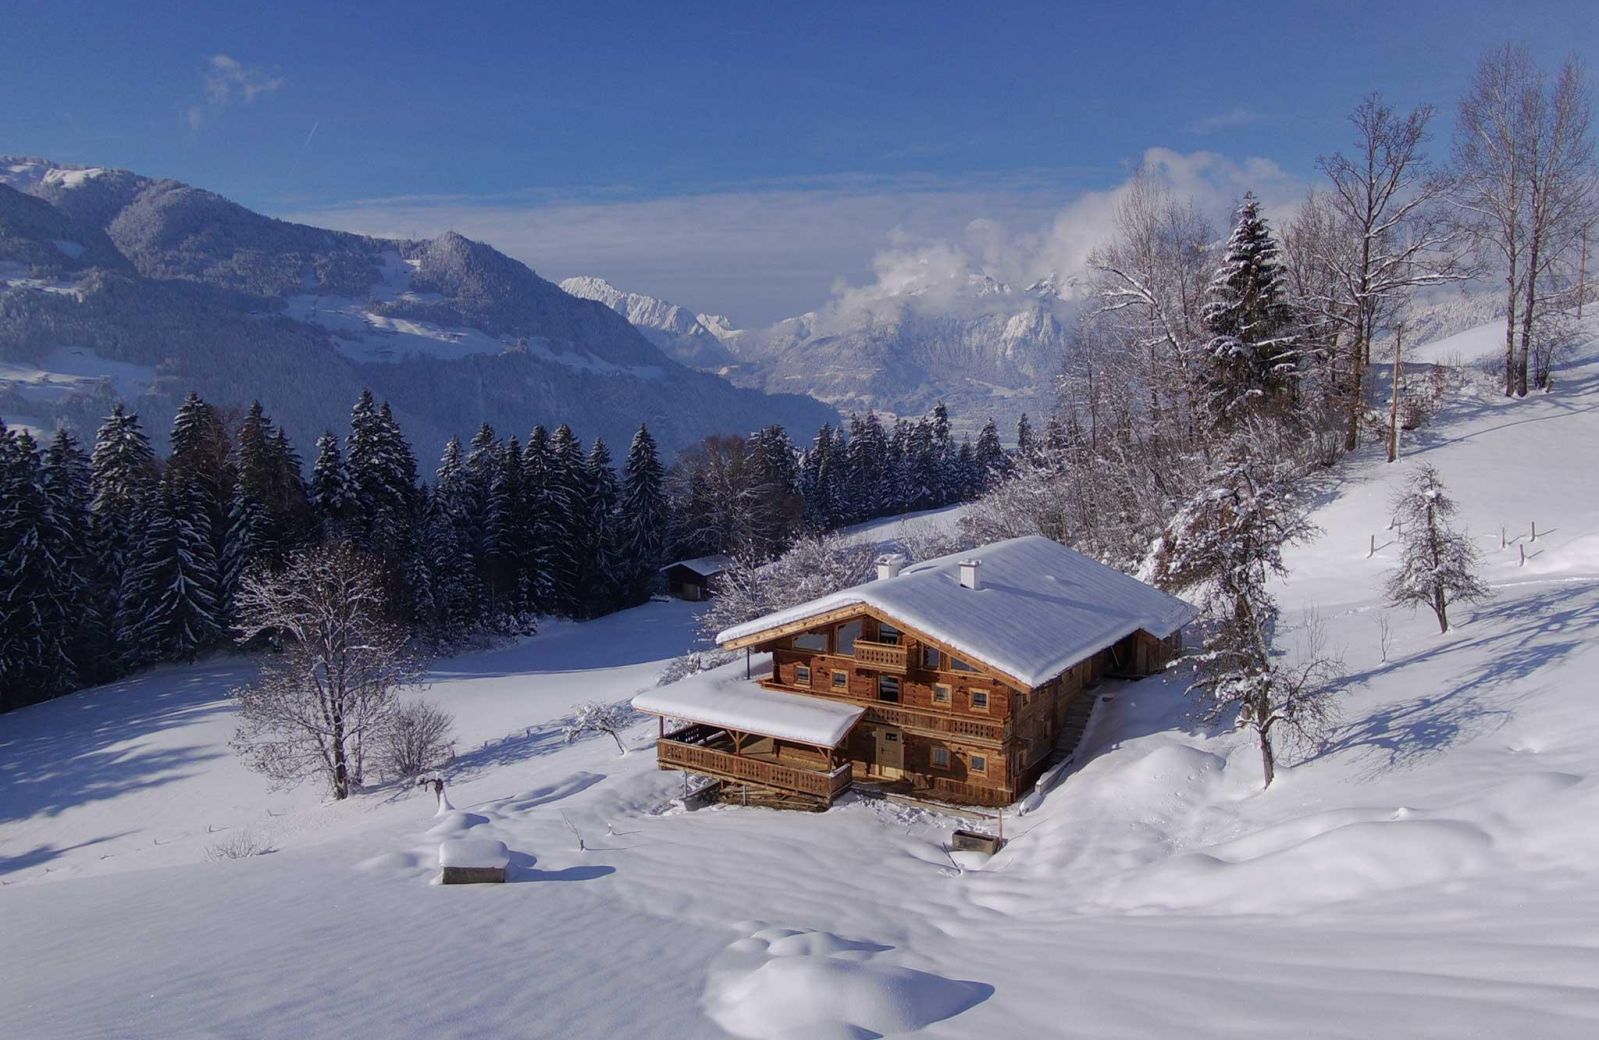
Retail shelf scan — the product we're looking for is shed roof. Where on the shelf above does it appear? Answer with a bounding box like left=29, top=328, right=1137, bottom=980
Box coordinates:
left=716, top=535, right=1198, bottom=689
left=660, top=554, right=734, bottom=578
left=633, top=675, right=864, bottom=748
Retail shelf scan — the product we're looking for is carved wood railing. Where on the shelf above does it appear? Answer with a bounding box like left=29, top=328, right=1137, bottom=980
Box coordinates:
left=658, top=736, right=852, bottom=801
left=852, top=640, right=908, bottom=674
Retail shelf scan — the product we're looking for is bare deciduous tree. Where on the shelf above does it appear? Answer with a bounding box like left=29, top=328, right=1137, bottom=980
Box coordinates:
left=230, top=543, right=428, bottom=799
left=374, top=699, right=456, bottom=779
left=1318, top=93, right=1462, bottom=450
left=1455, top=44, right=1598, bottom=397
left=564, top=701, right=634, bottom=755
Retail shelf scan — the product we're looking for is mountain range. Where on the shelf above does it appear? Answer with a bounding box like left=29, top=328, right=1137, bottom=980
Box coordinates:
left=561, top=273, right=1068, bottom=438
left=0, top=158, right=835, bottom=458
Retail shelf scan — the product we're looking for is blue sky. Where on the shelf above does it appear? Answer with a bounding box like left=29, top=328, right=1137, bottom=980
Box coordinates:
left=4, top=1, right=1594, bottom=322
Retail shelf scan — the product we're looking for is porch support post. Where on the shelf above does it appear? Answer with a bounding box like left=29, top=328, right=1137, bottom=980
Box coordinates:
left=746, top=648, right=751, bottom=679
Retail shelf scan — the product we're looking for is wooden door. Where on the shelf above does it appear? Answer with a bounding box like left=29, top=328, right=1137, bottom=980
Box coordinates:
left=875, top=727, right=904, bottom=779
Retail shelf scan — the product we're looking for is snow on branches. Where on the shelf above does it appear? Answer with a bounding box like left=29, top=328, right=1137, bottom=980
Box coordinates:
left=563, top=701, right=634, bottom=755
left=1384, top=464, right=1491, bottom=632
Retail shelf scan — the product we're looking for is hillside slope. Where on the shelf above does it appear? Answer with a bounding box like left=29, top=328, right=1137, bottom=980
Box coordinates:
left=3, top=317, right=1598, bottom=1038
left=0, top=158, right=834, bottom=456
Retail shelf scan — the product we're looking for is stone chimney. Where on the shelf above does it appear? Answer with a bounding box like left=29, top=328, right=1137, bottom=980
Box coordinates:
left=959, top=558, right=981, bottom=590
left=875, top=553, right=907, bottom=581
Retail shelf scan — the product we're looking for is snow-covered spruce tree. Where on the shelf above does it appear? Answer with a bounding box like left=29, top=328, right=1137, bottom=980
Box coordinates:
left=579, top=437, right=622, bottom=618
left=1201, top=194, right=1300, bottom=423
left=1153, top=451, right=1334, bottom=788
left=542, top=424, right=589, bottom=614
left=426, top=437, right=484, bottom=636
left=308, top=429, right=355, bottom=540
left=974, top=419, right=1007, bottom=491
left=1384, top=464, right=1490, bottom=632
left=230, top=543, right=428, bottom=800
left=41, top=428, right=103, bottom=687
left=617, top=423, right=667, bottom=606
left=519, top=425, right=555, bottom=614
left=1015, top=413, right=1035, bottom=462
left=224, top=402, right=312, bottom=609
left=0, top=425, right=79, bottom=707
left=89, top=404, right=159, bottom=646
left=117, top=478, right=225, bottom=666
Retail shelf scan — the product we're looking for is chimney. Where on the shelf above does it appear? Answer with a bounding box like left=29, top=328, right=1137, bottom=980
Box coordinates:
left=959, top=558, right=981, bottom=590
left=875, top=552, right=907, bottom=581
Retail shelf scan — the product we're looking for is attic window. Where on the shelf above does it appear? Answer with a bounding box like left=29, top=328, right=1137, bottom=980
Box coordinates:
left=949, top=656, right=978, bottom=673
left=876, top=623, right=901, bottom=646
left=792, top=631, right=828, bottom=652
left=921, top=646, right=942, bottom=669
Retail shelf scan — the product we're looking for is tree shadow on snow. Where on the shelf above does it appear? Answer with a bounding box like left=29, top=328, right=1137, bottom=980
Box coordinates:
left=0, top=831, right=136, bottom=878
left=0, top=660, right=245, bottom=827
left=505, top=850, right=615, bottom=883
left=1312, top=584, right=1599, bottom=777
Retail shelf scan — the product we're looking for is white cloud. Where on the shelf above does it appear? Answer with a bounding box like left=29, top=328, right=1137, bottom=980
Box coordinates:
left=281, top=149, right=1306, bottom=327
left=185, top=54, right=284, bottom=130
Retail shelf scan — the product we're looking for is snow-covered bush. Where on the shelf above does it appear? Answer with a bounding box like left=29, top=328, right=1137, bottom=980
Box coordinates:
left=373, top=700, right=456, bottom=779
left=564, top=701, right=634, bottom=755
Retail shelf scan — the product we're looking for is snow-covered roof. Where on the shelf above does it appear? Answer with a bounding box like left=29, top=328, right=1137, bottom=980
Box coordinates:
left=633, top=675, right=865, bottom=748
left=660, top=554, right=734, bottom=578
left=716, top=535, right=1199, bottom=689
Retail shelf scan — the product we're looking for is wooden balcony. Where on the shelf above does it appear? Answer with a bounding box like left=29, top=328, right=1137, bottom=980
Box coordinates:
left=862, top=703, right=1008, bottom=745
left=852, top=639, right=908, bottom=674
left=659, top=726, right=853, bottom=805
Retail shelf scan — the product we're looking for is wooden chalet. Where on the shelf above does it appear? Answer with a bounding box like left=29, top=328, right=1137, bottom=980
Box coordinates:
left=634, top=535, right=1197, bottom=808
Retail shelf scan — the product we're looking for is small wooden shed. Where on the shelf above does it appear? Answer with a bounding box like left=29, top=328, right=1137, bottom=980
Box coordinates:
left=660, top=555, right=734, bottom=601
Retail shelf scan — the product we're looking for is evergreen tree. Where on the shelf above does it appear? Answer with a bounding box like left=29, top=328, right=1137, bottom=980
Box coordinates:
left=41, top=428, right=102, bottom=684
left=974, top=419, right=1008, bottom=490
left=1015, top=413, right=1035, bottom=461
left=309, top=430, right=355, bottom=539
left=617, top=423, right=667, bottom=606
left=1385, top=465, right=1491, bottom=632
left=0, top=425, right=78, bottom=707
left=543, top=424, right=589, bottom=614
left=426, top=437, right=483, bottom=634
left=346, top=392, right=420, bottom=613
left=1202, top=194, right=1300, bottom=419
left=89, top=404, right=159, bottom=612
left=520, top=426, right=555, bottom=614
left=117, top=479, right=224, bottom=665
left=225, top=402, right=310, bottom=603
left=580, top=437, right=622, bottom=617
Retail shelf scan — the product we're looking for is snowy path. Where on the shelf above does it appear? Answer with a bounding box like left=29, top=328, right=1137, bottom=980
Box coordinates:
left=5, top=318, right=1599, bottom=1037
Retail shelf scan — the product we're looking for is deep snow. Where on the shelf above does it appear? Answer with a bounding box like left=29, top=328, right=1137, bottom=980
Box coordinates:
left=4, top=317, right=1599, bottom=1038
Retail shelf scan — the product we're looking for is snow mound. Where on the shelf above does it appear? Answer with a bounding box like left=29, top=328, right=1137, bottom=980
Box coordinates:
left=438, top=838, right=510, bottom=870
left=1101, top=817, right=1496, bottom=915
left=427, top=811, right=491, bottom=838
left=703, top=925, right=991, bottom=1039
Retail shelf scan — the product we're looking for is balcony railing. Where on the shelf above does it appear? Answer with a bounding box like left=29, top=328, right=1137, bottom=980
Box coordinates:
left=658, top=733, right=852, bottom=803
left=862, top=703, right=1008, bottom=744
left=852, top=639, right=908, bottom=674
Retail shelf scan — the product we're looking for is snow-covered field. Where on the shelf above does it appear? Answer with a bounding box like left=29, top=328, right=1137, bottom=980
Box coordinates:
left=5, top=318, right=1599, bottom=1038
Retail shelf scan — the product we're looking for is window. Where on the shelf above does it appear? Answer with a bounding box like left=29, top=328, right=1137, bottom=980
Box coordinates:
left=969, top=753, right=988, bottom=774
left=877, top=623, right=901, bottom=646
left=832, top=670, right=849, bottom=689
left=795, top=664, right=811, bottom=686
left=921, top=646, right=942, bottom=670
left=836, top=620, right=863, bottom=656
left=932, top=683, right=952, bottom=705
left=883, top=731, right=900, bottom=743
left=792, top=631, right=828, bottom=652
left=877, top=676, right=901, bottom=703
left=950, top=655, right=978, bottom=673
left=932, top=747, right=950, bottom=769
left=970, top=691, right=989, bottom=712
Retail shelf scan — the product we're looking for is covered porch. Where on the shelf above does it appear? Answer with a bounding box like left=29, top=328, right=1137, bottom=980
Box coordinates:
left=633, top=679, right=864, bottom=808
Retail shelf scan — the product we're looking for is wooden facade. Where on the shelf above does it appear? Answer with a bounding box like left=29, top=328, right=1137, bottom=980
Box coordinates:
left=738, top=606, right=1181, bottom=806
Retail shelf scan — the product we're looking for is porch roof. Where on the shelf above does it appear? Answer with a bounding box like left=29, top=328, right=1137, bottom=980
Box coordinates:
left=633, top=678, right=864, bottom=749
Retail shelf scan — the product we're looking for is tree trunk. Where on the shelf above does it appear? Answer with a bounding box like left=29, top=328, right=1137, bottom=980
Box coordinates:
left=1518, top=236, right=1538, bottom=397
left=1387, top=326, right=1403, bottom=463
left=1259, top=726, right=1276, bottom=788
left=331, top=715, right=349, bottom=800
left=1503, top=270, right=1518, bottom=398
left=1433, top=587, right=1450, bottom=633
